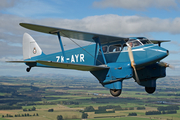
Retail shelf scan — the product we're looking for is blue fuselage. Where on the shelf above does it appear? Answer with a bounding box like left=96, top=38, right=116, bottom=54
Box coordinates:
left=27, top=43, right=168, bottom=67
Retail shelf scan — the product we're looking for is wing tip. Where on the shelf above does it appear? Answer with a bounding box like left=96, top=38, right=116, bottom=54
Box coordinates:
left=19, top=23, right=27, bottom=27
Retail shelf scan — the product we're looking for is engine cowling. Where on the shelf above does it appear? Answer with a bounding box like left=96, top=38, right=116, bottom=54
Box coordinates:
left=133, top=63, right=166, bottom=87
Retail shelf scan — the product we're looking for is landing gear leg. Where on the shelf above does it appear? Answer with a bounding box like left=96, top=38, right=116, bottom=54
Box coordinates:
left=145, top=87, right=156, bottom=94
left=110, top=89, right=122, bottom=97
left=26, top=67, right=31, bottom=72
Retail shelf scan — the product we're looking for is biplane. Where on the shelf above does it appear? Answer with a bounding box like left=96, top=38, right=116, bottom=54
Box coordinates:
left=8, top=23, right=171, bottom=97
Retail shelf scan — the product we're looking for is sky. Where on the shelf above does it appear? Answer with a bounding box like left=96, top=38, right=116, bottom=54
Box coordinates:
left=1, top=0, right=180, bottom=76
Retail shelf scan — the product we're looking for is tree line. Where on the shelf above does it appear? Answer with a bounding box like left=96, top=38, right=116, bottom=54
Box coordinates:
left=145, top=110, right=177, bottom=115
left=2, top=113, right=39, bottom=118
left=59, top=101, right=79, bottom=105
left=137, top=107, right=146, bottom=110
left=23, top=106, right=36, bottom=111
left=0, top=105, right=22, bottom=110
left=84, top=105, right=138, bottom=112
left=128, top=112, right=137, bottom=116
left=56, top=112, right=88, bottom=120
left=157, top=105, right=179, bottom=111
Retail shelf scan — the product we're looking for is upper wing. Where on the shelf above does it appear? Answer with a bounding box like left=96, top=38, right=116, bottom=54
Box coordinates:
left=20, top=23, right=127, bottom=44
left=150, top=40, right=171, bottom=44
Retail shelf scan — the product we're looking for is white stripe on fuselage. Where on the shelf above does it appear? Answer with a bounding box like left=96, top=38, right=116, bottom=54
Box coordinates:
left=151, top=49, right=166, bottom=53
left=122, top=44, right=157, bottom=52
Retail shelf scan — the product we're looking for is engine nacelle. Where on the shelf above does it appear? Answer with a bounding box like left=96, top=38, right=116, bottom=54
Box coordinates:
left=134, top=63, right=166, bottom=87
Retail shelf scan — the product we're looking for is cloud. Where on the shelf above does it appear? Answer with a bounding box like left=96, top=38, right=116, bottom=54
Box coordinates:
left=0, top=0, right=20, bottom=10
left=0, top=38, right=22, bottom=57
left=74, top=15, right=180, bottom=35
left=170, top=50, right=180, bottom=54
left=36, top=15, right=180, bottom=36
left=1, top=14, right=180, bottom=57
left=93, top=0, right=178, bottom=10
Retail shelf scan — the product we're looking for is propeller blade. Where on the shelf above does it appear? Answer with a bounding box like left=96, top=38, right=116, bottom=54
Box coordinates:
left=132, top=65, right=140, bottom=84
left=169, top=65, right=175, bottom=69
left=128, top=47, right=140, bottom=84
left=158, top=62, right=174, bottom=69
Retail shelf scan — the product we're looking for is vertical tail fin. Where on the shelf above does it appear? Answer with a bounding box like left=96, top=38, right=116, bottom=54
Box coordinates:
left=23, top=33, right=43, bottom=60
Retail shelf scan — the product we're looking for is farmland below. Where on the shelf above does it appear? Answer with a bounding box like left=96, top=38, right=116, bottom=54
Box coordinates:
left=0, top=74, right=180, bottom=120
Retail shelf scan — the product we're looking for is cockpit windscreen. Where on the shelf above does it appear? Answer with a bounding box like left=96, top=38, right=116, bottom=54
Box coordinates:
left=127, top=37, right=152, bottom=48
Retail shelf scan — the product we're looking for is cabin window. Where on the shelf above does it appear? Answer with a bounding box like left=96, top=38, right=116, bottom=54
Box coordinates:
left=99, top=46, right=108, bottom=53
left=122, top=44, right=128, bottom=51
left=109, top=45, right=121, bottom=53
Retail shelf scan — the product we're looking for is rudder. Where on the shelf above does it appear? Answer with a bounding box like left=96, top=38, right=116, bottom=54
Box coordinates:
left=23, top=33, right=43, bottom=60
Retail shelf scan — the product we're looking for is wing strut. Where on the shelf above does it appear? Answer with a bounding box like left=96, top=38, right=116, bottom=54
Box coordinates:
left=94, top=42, right=99, bottom=64
left=57, top=32, right=67, bottom=63
left=57, top=30, right=105, bottom=65
left=93, top=37, right=107, bottom=65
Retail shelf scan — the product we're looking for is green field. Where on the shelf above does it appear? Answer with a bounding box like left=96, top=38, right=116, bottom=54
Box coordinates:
left=0, top=75, right=180, bottom=120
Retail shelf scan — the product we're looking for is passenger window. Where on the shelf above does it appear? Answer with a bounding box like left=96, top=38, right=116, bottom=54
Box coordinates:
left=109, top=45, right=121, bottom=53
left=122, top=44, right=128, bottom=51
left=99, top=46, right=108, bottom=53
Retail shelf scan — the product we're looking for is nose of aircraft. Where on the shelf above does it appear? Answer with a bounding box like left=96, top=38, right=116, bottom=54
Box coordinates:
left=149, top=46, right=169, bottom=62
left=167, top=50, right=169, bottom=56
left=134, top=45, right=169, bottom=67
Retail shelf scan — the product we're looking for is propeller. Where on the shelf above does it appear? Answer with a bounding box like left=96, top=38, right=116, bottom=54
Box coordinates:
left=158, top=62, right=174, bottom=69
left=128, top=46, right=140, bottom=84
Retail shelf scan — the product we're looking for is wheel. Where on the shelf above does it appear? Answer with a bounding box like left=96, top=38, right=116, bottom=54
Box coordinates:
left=110, top=89, right=122, bottom=97
left=145, top=87, right=156, bottom=94
left=26, top=67, right=31, bottom=72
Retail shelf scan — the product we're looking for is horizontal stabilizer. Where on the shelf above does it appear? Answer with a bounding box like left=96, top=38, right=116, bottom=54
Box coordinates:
left=36, top=60, right=109, bottom=71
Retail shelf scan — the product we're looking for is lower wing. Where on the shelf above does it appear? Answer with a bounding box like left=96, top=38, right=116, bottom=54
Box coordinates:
left=7, top=60, right=109, bottom=71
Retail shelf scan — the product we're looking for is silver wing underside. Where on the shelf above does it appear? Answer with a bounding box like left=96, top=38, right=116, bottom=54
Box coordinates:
left=20, top=23, right=127, bottom=44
